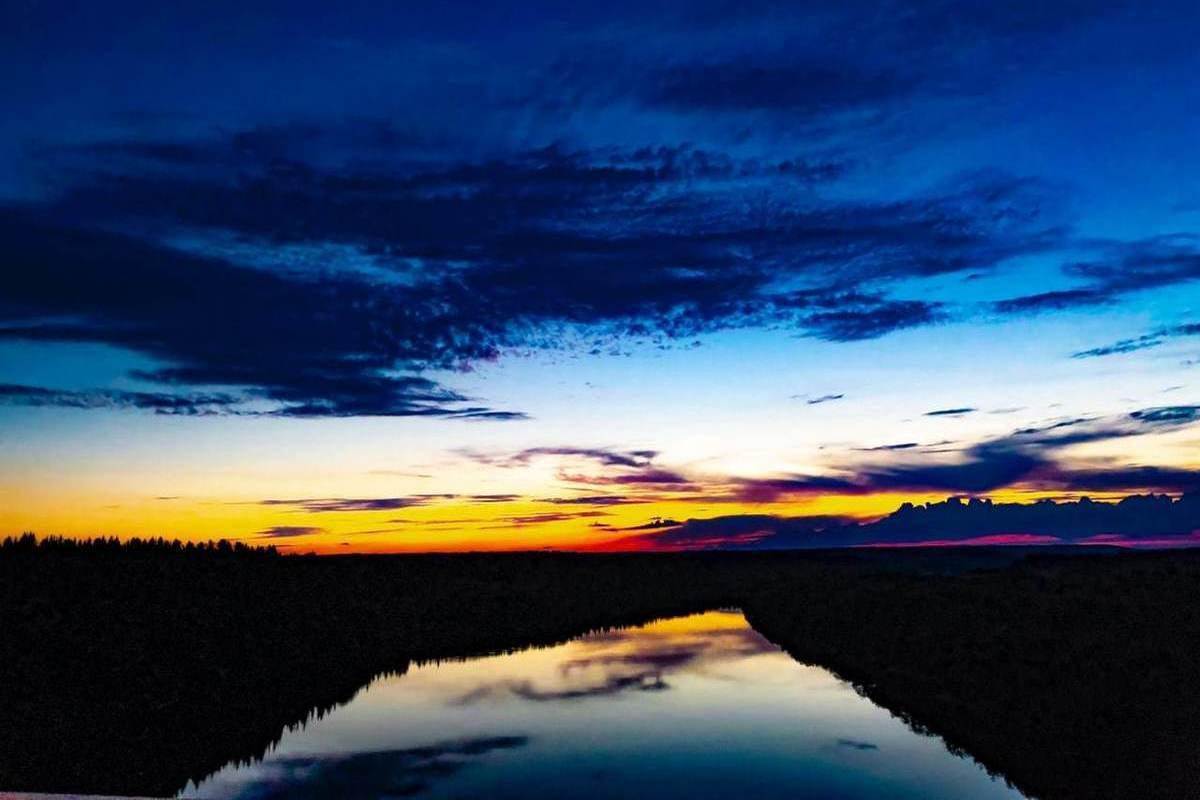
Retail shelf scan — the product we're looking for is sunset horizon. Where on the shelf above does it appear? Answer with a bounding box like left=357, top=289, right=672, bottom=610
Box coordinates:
left=5, top=4, right=1200, bottom=554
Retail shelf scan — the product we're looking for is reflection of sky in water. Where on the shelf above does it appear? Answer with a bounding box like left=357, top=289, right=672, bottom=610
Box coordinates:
left=183, top=611, right=1024, bottom=799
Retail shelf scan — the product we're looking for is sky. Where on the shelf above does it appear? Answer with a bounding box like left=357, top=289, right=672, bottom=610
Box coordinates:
left=2, top=0, right=1199, bottom=551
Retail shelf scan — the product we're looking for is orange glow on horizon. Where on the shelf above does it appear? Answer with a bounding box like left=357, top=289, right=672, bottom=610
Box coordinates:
left=0, top=476, right=1173, bottom=554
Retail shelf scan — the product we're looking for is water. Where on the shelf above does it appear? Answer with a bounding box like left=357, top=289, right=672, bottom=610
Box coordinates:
left=183, top=610, right=1025, bottom=799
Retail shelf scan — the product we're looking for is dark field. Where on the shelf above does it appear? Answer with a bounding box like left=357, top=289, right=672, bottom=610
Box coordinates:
left=2, top=538, right=1198, bottom=799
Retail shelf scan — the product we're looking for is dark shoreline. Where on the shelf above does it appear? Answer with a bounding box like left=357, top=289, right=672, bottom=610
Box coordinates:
left=2, top=542, right=1197, bottom=799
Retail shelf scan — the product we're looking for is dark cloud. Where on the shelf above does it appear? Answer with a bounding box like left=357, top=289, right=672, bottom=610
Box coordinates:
left=465, top=493, right=522, bottom=503
left=604, top=514, right=854, bottom=550
left=617, top=491, right=1200, bottom=550
left=447, top=408, right=531, bottom=421
left=0, top=118, right=1069, bottom=420
left=1070, top=235, right=1200, bottom=293
left=993, top=288, right=1110, bottom=313
left=802, top=393, right=845, bottom=405
left=0, top=383, right=243, bottom=415
left=1033, top=465, right=1200, bottom=493
left=539, top=495, right=651, bottom=506
left=537, top=0, right=1134, bottom=124
left=1070, top=323, right=1200, bottom=359
left=789, top=295, right=946, bottom=341
left=856, top=442, right=1047, bottom=493
left=924, top=407, right=976, bottom=417
left=510, top=672, right=670, bottom=701
left=253, top=526, right=326, bottom=539
left=617, top=517, right=683, bottom=531
left=866, top=493, right=1200, bottom=544
left=259, top=496, right=455, bottom=513
left=257, top=492, right=533, bottom=514
left=1130, top=405, right=1199, bottom=424
left=836, top=739, right=880, bottom=751
left=560, top=469, right=694, bottom=487
left=996, top=236, right=1200, bottom=313
left=1010, top=407, right=1198, bottom=448
left=497, top=511, right=610, bottom=526
left=732, top=475, right=864, bottom=503
left=489, top=447, right=659, bottom=469
left=464, top=446, right=695, bottom=491
left=728, top=404, right=1200, bottom=500
left=0, top=214, right=522, bottom=419
left=728, top=441, right=1044, bottom=499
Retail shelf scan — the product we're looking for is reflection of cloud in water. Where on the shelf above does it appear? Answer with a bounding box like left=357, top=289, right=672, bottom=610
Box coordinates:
left=508, top=672, right=669, bottom=701
left=836, top=738, right=880, bottom=751
left=451, top=612, right=779, bottom=705
left=224, top=735, right=529, bottom=799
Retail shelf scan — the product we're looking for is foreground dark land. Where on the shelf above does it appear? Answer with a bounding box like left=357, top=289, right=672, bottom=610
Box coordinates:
left=2, top=539, right=1198, bottom=799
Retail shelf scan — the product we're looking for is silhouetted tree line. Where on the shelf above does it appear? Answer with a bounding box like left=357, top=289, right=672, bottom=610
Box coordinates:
left=1, top=532, right=278, bottom=556
left=743, top=549, right=1200, bottom=800
left=2, top=545, right=1199, bottom=799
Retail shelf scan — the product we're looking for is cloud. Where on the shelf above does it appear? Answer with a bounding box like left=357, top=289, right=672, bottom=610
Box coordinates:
left=996, top=236, right=1200, bottom=313
left=560, top=469, right=694, bottom=487
left=1009, top=407, right=1198, bottom=448
left=231, top=736, right=530, bottom=799
left=836, top=739, right=880, bottom=751
left=856, top=442, right=1047, bottom=492
left=464, top=493, right=522, bottom=503
left=1129, top=405, right=1199, bottom=424
left=253, top=525, right=326, bottom=539
left=445, top=408, right=531, bottom=421
left=802, top=393, right=845, bottom=405
left=496, top=511, right=610, bottom=526
left=1, top=121, right=1069, bottom=420
left=539, top=494, right=652, bottom=506
left=610, top=491, right=1200, bottom=550
left=924, top=407, right=976, bottom=417
left=484, top=447, right=660, bottom=469
left=727, top=404, right=1200, bottom=500
left=598, top=514, right=855, bottom=551
left=537, top=1, right=1128, bottom=125
left=993, top=288, right=1110, bottom=313
left=727, top=441, right=1044, bottom=500
left=1070, top=322, right=1200, bottom=358
left=0, top=383, right=244, bottom=415
left=616, top=517, right=683, bottom=531
left=255, top=492, right=533, bottom=514
left=462, top=446, right=696, bottom=492
left=505, top=673, right=670, bottom=701
left=791, top=295, right=946, bottom=341
left=0, top=214, right=523, bottom=419
left=1032, top=465, right=1200, bottom=493
left=258, top=496, right=455, bottom=513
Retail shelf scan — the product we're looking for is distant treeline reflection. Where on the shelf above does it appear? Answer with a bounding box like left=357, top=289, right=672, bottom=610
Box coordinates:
left=2, top=537, right=1198, bottom=800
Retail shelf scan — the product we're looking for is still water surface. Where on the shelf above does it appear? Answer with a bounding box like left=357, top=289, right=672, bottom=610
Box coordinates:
left=184, top=611, right=1024, bottom=799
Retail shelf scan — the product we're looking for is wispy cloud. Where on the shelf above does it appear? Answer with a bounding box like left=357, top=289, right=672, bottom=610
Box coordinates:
left=1072, top=322, right=1200, bottom=359
left=795, top=393, right=845, bottom=405
left=996, top=236, right=1200, bottom=314
left=924, top=407, right=976, bottom=417
left=253, top=525, right=327, bottom=539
